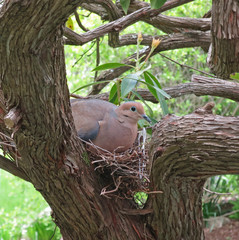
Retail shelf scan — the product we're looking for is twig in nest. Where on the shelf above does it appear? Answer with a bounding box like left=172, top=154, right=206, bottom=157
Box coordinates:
left=82, top=138, right=150, bottom=198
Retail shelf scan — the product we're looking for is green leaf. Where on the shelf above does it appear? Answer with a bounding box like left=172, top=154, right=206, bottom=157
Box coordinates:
left=230, top=72, right=239, bottom=80
left=132, top=90, right=154, bottom=117
left=71, top=80, right=112, bottom=93
left=142, top=72, right=170, bottom=115
left=120, top=0, right=130, bottom=14
left=92, top=63, right=133, bottom=72
left=66, top=16, right=74, bottom=30
left=121, top=74, right=138, bottom=97
left=143, top=72, right=170, bottom=99
left=109, top=83, right=119, bottom=105
left=157, top=93, right=169, bottom=116
left=150, top=0, right=167, bottom=9
left=144, top=71, right=162, bottom=89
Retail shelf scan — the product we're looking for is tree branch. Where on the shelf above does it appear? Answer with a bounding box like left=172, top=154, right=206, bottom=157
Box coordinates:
left=150, top=109, right=239, bottom=178
left=141, top=15, right=210, bottom=34
left=64, top=0, right=196, bottom=46
left=81, top=0, right=194, bottom=21
left=74, top=10, right=89, bottom=32
left=64, top=7, right=151, bottom=45
left=72, top=74, right=239, bottom=104
left=0, top=155, right=30, bottom=182
left=89, top=31, right=210, bottom=95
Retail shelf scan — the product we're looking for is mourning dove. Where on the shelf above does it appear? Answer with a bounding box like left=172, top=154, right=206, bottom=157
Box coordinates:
left=71, top=99, right=150, bottom=152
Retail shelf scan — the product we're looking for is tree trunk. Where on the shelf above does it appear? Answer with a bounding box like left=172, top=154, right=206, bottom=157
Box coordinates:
left=207, top=0, right=239, bottom=78
left=1, top=1, right=239, bottom=240
left=0, top=1, right=152, bottom=239
left=147, top=106, right=239, bottom=239
left=149, top=177, right=205, bottom=240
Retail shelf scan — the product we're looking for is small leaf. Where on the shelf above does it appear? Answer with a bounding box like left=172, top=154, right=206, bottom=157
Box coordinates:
left=120, top=0, right=130, bottom=14
left=230, top=72, right=239, bottom=80
left=132, top=90, right=154, bottom=117
left=92, top=63, right=133, bottom=72
left=150, top=0, right=167, bottom=9
left=142, top=72, right=170, bottom=115
left=72, top=80, right=112, bottom=93
left=144, top=71, right=162, bottom=89
left=144, top=71, right=171, bottom=99
left=121, top=74, right=138, bottom=97
left=109, top=83, right=119, bottom=105
left=66, top=17, right=74, bottom=30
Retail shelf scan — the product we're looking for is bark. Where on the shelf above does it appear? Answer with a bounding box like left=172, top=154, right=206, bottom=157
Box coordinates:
left=207, top=0, right=239, bottom=78
left=0, top=1, right=152, bottom=239
left=148, top=105, right=239, bottom=239
left=1, top=1, right=239, bottom=240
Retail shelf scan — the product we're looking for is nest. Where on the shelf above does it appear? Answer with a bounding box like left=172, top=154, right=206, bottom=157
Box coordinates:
left=85, top=134, right=151, bottom=199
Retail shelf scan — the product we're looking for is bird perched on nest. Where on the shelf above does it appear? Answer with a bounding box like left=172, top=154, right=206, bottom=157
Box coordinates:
left=71, top=99, right=150, bottom=152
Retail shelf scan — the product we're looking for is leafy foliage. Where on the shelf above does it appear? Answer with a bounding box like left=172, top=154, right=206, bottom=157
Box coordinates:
left=203, top=175, right=239, bottom=221
left=0, top=170, right=61, bottom=239
left=89, top=34, right=170, bottom=118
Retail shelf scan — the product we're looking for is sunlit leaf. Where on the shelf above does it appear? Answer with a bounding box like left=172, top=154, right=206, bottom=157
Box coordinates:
left=150, top=0, right=167, bottom=9
left=66, top=17, right=74, bottom=30
left=230, top=72, right=239, bottom=80
left=121, top=74, right=138, bottom=97
left=120, top=0, right=130, bottom=14
left=92, top=63, right=133, bottom=71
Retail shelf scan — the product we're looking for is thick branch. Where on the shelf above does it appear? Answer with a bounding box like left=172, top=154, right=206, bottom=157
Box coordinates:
left=150, top=110, right=239, bottom=179
left=0, top=0, right=82, bottom=53
left=207, top=0, right=239, bottom=78
left=147, top=103, right=239, bottom=239
left=190, top=75, right=239, bottom=101
left=81, top=0, right=194, bottom=21
left=142, top=15, right=210, bottom=34
left=0, top=155, right=30, bottom=182
left=137, top=74, right=239, bottom=103
left=137, top=74, right=239, bottom=102
left=65, top=0, right=197, bottom=46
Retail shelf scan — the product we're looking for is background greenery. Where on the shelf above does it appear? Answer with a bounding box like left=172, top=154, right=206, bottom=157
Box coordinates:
left=1, top=0, right=239, bottom=239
